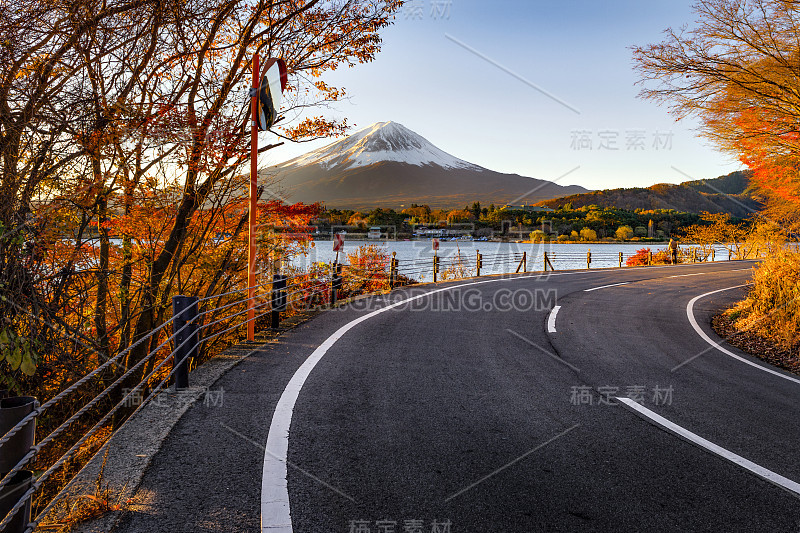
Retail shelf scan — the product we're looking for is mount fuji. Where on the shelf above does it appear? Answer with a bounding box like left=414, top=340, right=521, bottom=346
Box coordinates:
left=262, top=121, right=588, bottom=209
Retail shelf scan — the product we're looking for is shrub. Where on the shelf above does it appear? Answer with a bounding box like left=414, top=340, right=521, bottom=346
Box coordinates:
left=730, top=250, right=800, bottom=351
left=529, top=230, right=548, bottom=243
left=626, top=248, right=651, bottom=266
left=344, top=244, right=390, bottom=295
left=625, top=247, right=671, bottom=266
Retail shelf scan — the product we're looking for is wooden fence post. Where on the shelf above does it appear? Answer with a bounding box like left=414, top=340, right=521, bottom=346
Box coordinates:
left=516, top=251, right=527, bottom=273
left=389, top=252, right=397, bottom=289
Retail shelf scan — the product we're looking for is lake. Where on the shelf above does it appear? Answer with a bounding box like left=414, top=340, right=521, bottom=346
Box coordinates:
left=293, top=240, right=734, bottom=282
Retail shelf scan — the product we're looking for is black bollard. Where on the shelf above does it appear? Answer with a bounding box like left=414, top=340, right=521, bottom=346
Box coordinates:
left=0, top=470, right=32, bottom=533
left=0, top=395, right=38, bottom=533
left=330, top=264, right=342, bottom=305
left=172, top=295, right=199, bottom=389
left=0, top=397, right=37, bottom=473
left=271, top=274, right=288, bottom=328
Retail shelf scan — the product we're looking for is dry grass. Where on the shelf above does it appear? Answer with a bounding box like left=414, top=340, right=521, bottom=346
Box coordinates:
left=37, top=447, right=128, bottom=532
left=439, top=252, right=472, bottom=281
left=729, top=250, right=800, bottom=353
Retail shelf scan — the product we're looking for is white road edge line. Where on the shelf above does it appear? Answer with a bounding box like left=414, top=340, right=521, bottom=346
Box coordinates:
left=262, top=273, right=554, bottom=532
left=583, top=281, right=629, bottom=292
left=669, top=267, right=752, bottom=278
left=617, top=398, right=800, bottom=498
left=686, top=286, right=800, bottom=385
left=547, top=306, right=561, bottom=333
left=261, top=263, right=758, bottom=532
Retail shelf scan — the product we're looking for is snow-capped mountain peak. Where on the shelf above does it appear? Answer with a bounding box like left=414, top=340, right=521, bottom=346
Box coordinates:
left=275, top=121, right=482, bottom=171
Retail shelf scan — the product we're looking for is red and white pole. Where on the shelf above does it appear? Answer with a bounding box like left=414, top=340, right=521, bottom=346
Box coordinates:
left=247, top=53, right=259, bottom=341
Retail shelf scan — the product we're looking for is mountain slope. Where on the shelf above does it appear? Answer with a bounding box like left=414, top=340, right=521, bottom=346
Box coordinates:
left=262, top=122, right=588, bottom=209
left=535, top=170, right=761, bottom=217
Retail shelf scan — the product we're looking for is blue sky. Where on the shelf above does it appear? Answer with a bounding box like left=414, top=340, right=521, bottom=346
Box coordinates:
left=262, top=0, right=743, bottom=191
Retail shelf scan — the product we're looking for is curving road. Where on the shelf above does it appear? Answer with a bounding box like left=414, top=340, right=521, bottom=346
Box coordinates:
left=115, top=260, right=800, bottom=533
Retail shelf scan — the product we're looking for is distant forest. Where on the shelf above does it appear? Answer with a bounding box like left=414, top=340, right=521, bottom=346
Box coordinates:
left=317, top=203, right=714, bottom=241
left=535, top=171, right=759, bottom=218
left=313, top=171, right=757, bottom=240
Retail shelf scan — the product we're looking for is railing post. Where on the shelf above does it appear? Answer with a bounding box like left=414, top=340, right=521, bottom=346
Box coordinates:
left=476, top=250, right=482, bottom=277
left=587, top=249, right=591, bottom=269
left=543, top=251, right=555, bottom=272
left=515, top=251, right=526, bottom=273
left=271, top=274, right=287, bottom=328
left=389, top=252, right=398, bottom=289
left=172, top=296, right=198, bottom=389
left=0, top=395, right=38, bottom=533
left=619, top=251, right=623, bottom=268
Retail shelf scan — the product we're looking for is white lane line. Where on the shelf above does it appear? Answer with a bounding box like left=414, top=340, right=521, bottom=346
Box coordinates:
left=618, top=398, right=800, bottom=498
left=583, top=281, right=630, bottom=292
left=669, top=268, right=752, bottom=278
left=684, top=286, right=800, bottom=385
left=547, top=306, right=561, bottom=333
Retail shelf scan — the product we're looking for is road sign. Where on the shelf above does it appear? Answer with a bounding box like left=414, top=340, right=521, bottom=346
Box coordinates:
left=255, top=58, right=287, bottom=131
left=333, top=233, right=345, bottom=252
left=432, top=238, right=440, bottom=251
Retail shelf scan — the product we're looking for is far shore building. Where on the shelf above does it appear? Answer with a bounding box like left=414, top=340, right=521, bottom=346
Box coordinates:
left=500, top=204, right=555, bottom=213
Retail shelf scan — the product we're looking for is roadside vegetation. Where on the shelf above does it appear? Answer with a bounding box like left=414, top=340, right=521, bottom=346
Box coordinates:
left=727, top=251, right=800, bottom=354
left=635, top=0, right=799, bottom=362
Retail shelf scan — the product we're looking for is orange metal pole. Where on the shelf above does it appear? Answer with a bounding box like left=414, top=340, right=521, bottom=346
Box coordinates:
left=248, top=53, right=259, bottom=341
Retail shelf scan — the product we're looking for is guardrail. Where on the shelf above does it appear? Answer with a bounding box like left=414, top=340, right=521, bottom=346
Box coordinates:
left=0, top=244, right=736, bottom=532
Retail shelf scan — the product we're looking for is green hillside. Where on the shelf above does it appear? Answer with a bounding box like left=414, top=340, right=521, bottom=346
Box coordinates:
left=536, top=170, right=760, bottom=217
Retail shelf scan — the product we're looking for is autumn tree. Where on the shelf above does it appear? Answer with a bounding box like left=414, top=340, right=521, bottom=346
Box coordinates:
left=0, top=1, right=402, bottom=517
left=0, top=0, right=184, bottom=388
left=633, top=0, right=800, bottom=233
left=579, top=227, right=597, bottom=241
left=682, top=211, right=784, bottom=259
left=615, top=225, right=634, bottom=240
left=0, top=0, right=402, bottom=391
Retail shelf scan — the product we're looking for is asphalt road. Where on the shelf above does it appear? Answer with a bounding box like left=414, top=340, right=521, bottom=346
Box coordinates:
left=114, top=260, right=800, bottom=533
